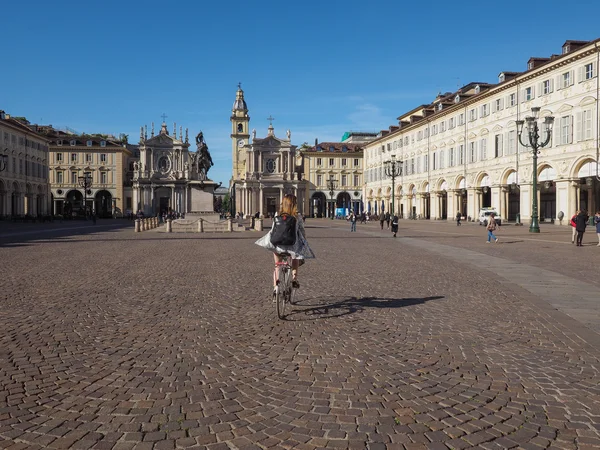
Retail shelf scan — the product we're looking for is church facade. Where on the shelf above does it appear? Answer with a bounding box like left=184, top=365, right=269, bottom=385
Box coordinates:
left=133, top=121, right=216, bottom=216
left=230, top=86, right=306, bottom=217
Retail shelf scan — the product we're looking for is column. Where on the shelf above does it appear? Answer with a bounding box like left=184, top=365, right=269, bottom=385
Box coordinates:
left=259, top=186, right=264, bottom=217
left=31, top=194, right=37, bottom=215
left=150, top=150, right=154, bottom=175
left=170, top=186, right=175, bottom=211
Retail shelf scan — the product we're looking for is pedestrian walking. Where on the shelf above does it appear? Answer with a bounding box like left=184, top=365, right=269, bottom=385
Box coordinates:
left=379, top=213, right=385, bottom=230
left=391, top=215, right=399, bottom=237
left=360, top=212, right=366, bottom=224
left=385, top=212, right=390, bottom=229
left=456, top=211, right=462, bottom=226
left=575, top=209, right=589, bottom=247
left=486, top=213, right=499, bottom=243
left=570, top=210, right=579, bottom=244
left=595, top=210, right=600, bottom=246
left=350, top=211, right=357, bottom=232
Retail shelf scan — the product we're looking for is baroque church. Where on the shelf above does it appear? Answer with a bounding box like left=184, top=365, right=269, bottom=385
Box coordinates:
left=133, top=121, right=216, bottom=216
left=230, top=85, right=306, bottom=217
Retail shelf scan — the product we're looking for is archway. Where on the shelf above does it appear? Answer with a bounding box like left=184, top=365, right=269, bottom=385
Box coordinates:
left=438, top=181, right=448, bottom=219
left=575, top=161, right=599, bottom=214
left=311, top=192, right=326, bottom=218
left=0, top=179, right=6, bottom=216
left=11, top=181, right=21, bottom=216
left=538, top=166, right=557, bottom=221
left=336, top=191, right=351, bottom=217
left=480, top=174, right=492, bottom=207
left=95, top=190, right=113, bottom=218
left=64, top=189, right=83, bottom=218
left=506, top=171, right=520, bottom=221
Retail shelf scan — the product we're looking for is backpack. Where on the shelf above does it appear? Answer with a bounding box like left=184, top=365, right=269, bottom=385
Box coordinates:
left=270, top=213, right=297, bottom=246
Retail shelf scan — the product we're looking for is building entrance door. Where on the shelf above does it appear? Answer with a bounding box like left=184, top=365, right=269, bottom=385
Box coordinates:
left=159, top=197, right=170, bottom=214
left=267, top=197, right=277, bottom=218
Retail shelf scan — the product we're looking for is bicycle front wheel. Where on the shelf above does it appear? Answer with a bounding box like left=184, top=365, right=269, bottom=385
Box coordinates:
left=276, top=270, right=288, bottom=319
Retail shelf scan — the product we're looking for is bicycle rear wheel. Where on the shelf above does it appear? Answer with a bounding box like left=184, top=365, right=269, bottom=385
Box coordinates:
left=276, top=268, right=288, bottom=319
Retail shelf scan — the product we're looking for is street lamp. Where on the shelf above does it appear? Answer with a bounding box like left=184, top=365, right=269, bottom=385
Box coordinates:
left=327, top=175, right=337, bottom=220
left=516, top=107, right=554, bottom=233
left=384, top=154, right=402, bottom=218
left=78, top=171, right=93, bottom=218
left=0, top=149, right=8, bottom=172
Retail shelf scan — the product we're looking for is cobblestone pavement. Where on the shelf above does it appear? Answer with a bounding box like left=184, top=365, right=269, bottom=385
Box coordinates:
left=1, top=220, right=600, bottom=449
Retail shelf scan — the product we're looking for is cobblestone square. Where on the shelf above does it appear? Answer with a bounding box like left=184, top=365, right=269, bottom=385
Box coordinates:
left=1, top=220, right=599, bottom=449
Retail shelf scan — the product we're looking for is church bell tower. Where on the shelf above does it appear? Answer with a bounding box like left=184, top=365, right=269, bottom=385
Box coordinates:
left=230, top=84, right=250, bottom=181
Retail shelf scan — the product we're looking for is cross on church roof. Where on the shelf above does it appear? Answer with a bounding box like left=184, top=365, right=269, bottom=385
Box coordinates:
left=238, top=82, right=242, bottom=89
left=161, top=113, right=168, bottom=123
left=267, top=115, right=275, bottom=125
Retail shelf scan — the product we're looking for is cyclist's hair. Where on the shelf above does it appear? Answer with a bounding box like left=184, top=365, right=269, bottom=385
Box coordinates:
left=280, top=194, right=298, bottom=217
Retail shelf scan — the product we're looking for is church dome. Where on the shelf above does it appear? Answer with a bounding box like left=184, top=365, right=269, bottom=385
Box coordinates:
left=232, top=84, right=248, bottom=111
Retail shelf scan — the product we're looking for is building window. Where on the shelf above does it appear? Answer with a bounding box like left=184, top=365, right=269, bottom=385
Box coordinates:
left=71, top=153, right=77, bottom=163
left=329, top=158, right=334, bottom=166
left=56, top=153, right=63, bottom=162
left=560, top=116, right=572, bottom=144
left=561, top=71, right=572, bottom=88
left=480, top=138, right=487, bottom=160
left=509, top=93, right=516, bottom=107
left=316, top=157, right=322, bottom=166
left=494, top=134, right=503, bottom=158
left=100, top=172, right=108, bottom=184
left=329, top=146, right=335, bottom=152
left=70, top=140, right=76, bottom=146
left=71, top=171, right=78, bottom=184
left=582, top=109, right=593, bottom=140
left=584, top=62, right=596, bottom=80
left=480, top=104, right=489, bottom=117
left=86, top=140, right=92, bottom=147
left=56, top=171, right=63, bottom=183
left=354, top=174, right=359, bottom=186
left=469, top=142, right=476, bottom=163
left=57, top=140, right=63, bottom=146
left=525, top=86, right=534, bottom=101
left=317, top=174, right=322, bottom=186
left=341, top=175, right=347, bottom=186
left=341, top=158, right=347, bottom=166
left=449, top=117, right=455, bottom=129
left=494, top=98, right=503, bottom=112
left=353, top=158, right=359, bottom=167
left=457, top=145, right=464, bottom=165
left=100, top=154, right=107, bottom=163
left=86, top=153, right=92, bottom=163
left=100, top=140, right=106, bottom=147
left=440, top=121, right=446, bottom=132
left=469, top=109, right=476, bottom=122
left=458, top=114, right=464, bottom=126
left=542, top=79, right=552, bottom=95
left=449, top=148, right=455, bottom=167
left=508, top=130, right=516, bottom=155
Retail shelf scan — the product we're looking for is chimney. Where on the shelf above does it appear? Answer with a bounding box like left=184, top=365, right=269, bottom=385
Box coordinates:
left=314, top=138, right=318, bottom=146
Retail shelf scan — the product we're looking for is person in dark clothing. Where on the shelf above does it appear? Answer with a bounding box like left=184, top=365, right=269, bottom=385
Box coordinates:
left=360, top=212, right=366, bottom=224
left=391, top=215, right=399, bottom=237
left=385, top=212, right=391, bottom=229
left=379, top=213, right=385, bottom=230
left=575, top=210, right=589, bottom=246
left=456, top=211, right=462, bottom=226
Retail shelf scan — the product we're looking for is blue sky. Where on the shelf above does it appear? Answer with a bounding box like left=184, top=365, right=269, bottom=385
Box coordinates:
left=2, top=0, right=600, bottom=186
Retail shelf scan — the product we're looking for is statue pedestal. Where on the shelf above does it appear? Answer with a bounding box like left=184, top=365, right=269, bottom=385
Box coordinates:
left=189, top=180, right=218, bottom=214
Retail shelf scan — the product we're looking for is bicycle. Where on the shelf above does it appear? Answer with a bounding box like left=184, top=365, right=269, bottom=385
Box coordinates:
left=273, top=252, right=298, bottom=319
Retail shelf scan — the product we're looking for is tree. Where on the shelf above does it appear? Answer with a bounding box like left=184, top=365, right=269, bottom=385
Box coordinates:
left=119, top=133, right=129, bottom=144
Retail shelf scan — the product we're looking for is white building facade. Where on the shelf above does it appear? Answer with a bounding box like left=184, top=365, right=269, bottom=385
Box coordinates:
left=0, top=112, right=50, bottom=217
left=364, top=39, right=600, bottom=224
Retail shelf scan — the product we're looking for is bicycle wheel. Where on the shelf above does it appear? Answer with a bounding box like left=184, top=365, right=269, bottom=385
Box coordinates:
left=276, top=268, right=287, bottom=319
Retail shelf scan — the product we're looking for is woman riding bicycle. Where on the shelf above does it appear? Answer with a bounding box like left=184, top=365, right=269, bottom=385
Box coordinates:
left=255, top=194, right=315, bottom=292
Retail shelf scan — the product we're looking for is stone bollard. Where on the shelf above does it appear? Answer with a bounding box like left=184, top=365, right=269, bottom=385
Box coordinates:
left=135, top=219, right=140, bottom=232
left=153, top=217, right=157, bottom=228
left=198, top=219, right=204, bottom=232
left=256, top=218, right=263, bottom=232
left=166, top=218, right=172, bottom=233
left=144, top=218, right=149, bottom=231
left=228, top=218, right=233, bottom=232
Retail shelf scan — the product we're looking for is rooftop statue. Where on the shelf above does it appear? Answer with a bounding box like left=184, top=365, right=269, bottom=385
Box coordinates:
left=194, top=131, right=213, bottom=179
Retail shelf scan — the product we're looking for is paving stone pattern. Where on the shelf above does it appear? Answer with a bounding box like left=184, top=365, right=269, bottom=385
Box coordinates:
left=1, top=221, right=600, bottom=449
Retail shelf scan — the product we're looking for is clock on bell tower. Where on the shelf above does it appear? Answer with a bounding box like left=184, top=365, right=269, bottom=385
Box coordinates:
left=230, top=83, right=250, bottom=182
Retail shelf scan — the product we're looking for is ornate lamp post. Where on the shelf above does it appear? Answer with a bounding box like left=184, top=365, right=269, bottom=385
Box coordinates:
left=384, top=154, right=403, bottom=218
left=327, top=175, right=337, bottom=220
left=78, top=172, right=93, bottom=218
left=0, top=149, right=8, bottom=172
left=516, top=107, right=554, bottom=233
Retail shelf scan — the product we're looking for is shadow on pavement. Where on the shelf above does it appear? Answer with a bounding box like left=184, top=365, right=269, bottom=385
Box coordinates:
left=285, top=295, right=444, bottom=321
left=0, top=222, right=131, bottom=247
